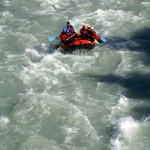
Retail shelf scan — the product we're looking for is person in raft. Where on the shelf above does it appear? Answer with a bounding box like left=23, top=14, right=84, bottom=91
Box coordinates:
left=56, top=28, right=72, bottom=49
left=67, top=21, right=81, bottom=39
left=67, top=21, right=75, bottom=33
left=86, top=25, right=103, bottom=43
left=59, top=28, right=72, bottom=43
left=80, top=25, right=88, bottom=39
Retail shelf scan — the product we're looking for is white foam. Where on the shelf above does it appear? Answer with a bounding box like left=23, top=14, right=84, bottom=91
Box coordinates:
left=25, top=48, right=41, bottom=59
left=112, top=96, right=129, bottom=112
left=2, top=11, right=13, bottom=17
left=36, top=0, right=70, bottom=14
left=119, top=117, right=138, bottom=135
left=39, top=0, right=62, bottom=5
left=111, top=117, right=139, bottom=150
left=19, top=50, right=74, bottom=91
left=3, top=0, right=11, bottom=6
left=141, top=1, right=150, bottom=5
left=41, top=54, right=73, bottom=76
left=107, top=96, right=131, bottom=125
left=63, top=126, right=79, bottom=144
left=0, top=116, right=9, bottom=127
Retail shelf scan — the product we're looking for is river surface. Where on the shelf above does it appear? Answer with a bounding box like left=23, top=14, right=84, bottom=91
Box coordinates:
left=0, top=0, right=150, bottom=150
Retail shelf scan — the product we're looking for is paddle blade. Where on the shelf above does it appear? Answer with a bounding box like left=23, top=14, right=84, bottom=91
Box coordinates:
left=94, top=39, right=98, bottom=43
left=101, top=37, right=107, bottom=42
left=48, top=37, right=56, bottom=42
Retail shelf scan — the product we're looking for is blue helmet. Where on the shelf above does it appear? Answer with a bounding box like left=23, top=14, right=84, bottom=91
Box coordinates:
left=63, top=28, right=69, bottom=33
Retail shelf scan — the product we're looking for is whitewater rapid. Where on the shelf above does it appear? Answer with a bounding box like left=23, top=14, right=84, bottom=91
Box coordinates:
left=0, top=0, right=150, bottom=150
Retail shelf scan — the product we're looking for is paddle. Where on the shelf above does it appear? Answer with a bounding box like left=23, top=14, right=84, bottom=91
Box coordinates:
left=66, top=32, right=77, bottom=41
left=48, top=36, right=59, bottom=42
left=101, top=37, right=107, bottom=42
left=48, top=32, right=76, bottom=42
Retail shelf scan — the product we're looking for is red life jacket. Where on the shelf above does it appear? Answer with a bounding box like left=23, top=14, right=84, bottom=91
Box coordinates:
left=86, top=30, right=101, bottom=42
left=92, top=31, right=102, bottom=41
left=60, top=32, right=72, bottom=43
left=80, top=28, right=88, bottom=38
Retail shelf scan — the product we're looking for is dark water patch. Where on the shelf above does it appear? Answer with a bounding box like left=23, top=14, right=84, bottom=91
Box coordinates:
left=46, top=44, right=56, bottom=54
left=131, top=104, right=150, bottom=121
left=84, top=72, right=150, bottom=99
left=104, top=125, right=116, bottom=150
left=129, top=27, right=150, bottom=53
left=105, top=27, right=150, bottom=54
left=142, top=54, right=150, bottom=65
left=130, top=27, right=150, bottom=41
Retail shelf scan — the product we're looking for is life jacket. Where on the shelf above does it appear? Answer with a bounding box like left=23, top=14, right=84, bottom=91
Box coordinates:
left=80, top=28, right=88, bottom=38
left=60, top=32, right=73, bottom=43
left=91, top=31, right=102, bottom=42
left=84, top=29, right=93, bottom=40
left=91, top=31, right=97, bottom=38
left=86, top=29, right=101, bottom=42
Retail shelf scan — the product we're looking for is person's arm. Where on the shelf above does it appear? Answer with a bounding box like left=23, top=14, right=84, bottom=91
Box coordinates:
left=60, top=34, right=67, bottom=42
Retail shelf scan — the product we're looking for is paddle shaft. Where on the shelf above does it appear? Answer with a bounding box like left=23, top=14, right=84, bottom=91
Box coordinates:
left=66, top=33, right=77, bottom=41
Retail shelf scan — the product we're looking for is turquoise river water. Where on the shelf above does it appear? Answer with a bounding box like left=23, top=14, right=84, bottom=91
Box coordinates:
left=0, top=0, right=150, bottom=150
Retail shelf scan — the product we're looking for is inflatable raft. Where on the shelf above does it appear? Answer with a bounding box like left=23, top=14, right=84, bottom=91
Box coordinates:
left=58, top=38, right=96, bottom=51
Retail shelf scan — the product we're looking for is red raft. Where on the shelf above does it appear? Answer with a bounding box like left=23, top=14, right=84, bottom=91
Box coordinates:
left=59, top=38, right=96, bottom=51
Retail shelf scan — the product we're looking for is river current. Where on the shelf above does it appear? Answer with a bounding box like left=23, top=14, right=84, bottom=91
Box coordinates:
left=0, top=0, right=150, bottom=150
